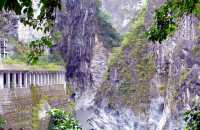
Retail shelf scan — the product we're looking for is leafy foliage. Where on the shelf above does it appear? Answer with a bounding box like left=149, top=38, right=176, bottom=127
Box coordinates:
left=184, top=105, right=200, bottom=130
left=48, top=109, right=82, bottom=130
left=0, top=0, right=61, bottom=64
left=3, top=36, right=63, bottom=68
left=146, top=0, right=200, bottom=43
left=0, top=0, right=61, bottom=32
left=27, top=36, right=52, bottom=64
left=5, top=36, right=62, bottom=66
left=25, top=33, right=62, bottom=65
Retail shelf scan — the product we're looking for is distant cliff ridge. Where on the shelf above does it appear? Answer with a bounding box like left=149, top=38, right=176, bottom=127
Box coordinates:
left=102, top=0, right=146, bottom=32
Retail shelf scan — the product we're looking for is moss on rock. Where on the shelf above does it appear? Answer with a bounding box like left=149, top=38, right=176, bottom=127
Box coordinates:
left=136, top=54, right=155, bottom=81
left=96, top=4, right=155, bottom=114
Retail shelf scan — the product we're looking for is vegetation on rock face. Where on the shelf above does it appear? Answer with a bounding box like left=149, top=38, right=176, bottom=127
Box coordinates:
left=136, top=54, right=155, bottom=81
left=184, top=105, right=200, bottom=130
left=179, top=68, right=190, bottom=86
left=146, top=0, right=200, bottom=43
left=192, top=45, right=200, bottom=57
left=121, top=7, right=155, bottom=83
left=48, top=109, right=82, bottom=130
left=97, top=4, right=155, bottom=113
left=96, top=0, right=120, bottom=48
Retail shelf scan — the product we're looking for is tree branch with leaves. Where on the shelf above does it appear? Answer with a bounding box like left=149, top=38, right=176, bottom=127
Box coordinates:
left=0, top=0, right=62, bottom=64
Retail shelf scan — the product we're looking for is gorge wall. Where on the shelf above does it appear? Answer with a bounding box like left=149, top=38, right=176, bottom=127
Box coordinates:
left=0, top=0, right=199, bottom=130
left=90, top=0, right=200, bottom=130
left=59, top=0, right=200, bottom=130
left=56, top=0, right=97, bottom=94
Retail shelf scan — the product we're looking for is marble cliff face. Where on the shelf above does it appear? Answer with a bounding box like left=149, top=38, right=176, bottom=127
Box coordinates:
left=0, top=0, right=199, bottom=129
left=56, top=0, right=200, bottom=130
left=56, top=0, right=97, bottom=92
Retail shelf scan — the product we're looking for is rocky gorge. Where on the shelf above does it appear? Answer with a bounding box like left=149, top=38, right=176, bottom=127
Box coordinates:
left=0, top=0, right=199, bottom=130
left=56, top=0, right=200, bottom=130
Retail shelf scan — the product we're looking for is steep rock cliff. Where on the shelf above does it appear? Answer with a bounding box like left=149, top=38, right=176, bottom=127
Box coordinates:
left=153, top=14, right=200, bottom=130
left=51, top=0, right=200, bottom=130
left=56, top=0, right=97, bottom=92
left=89, top=0, right=200, bottom=130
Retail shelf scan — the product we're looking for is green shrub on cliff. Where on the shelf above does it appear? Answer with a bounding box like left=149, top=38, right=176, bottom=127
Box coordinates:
left=0, top=0, right=61, bottom=32
left=48, top=109, right=82, bottom=130
left=122, top=7, right=156, bottom=82
left=98, top=4, right=154, bottom=113
left=146, top=0, right=200, bottom=43
left=184, top=105, right=200, bottom=130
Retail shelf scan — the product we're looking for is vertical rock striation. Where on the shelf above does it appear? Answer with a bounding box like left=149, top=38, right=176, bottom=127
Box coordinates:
left=56, top=0, right=97, bottom=93
left=153, top=14, right=200, bottom=130
left=54, top=0, right=200, bottom=130
left=86, top=0, right=200, bottom=130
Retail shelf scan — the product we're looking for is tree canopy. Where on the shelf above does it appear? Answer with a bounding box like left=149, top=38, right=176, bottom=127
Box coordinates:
left=48, top=109, right=82, bottom=130
left=0, top=0, right=61, bottom=32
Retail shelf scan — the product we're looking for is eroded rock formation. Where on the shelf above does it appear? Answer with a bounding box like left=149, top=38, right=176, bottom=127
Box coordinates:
left=66, top=0, right=200, bottom=130
left=56, top=0, right=97, bottom=93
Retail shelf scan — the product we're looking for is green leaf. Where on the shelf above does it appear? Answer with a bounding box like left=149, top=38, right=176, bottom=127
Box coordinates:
left=0, top=0, right=6, bottom=10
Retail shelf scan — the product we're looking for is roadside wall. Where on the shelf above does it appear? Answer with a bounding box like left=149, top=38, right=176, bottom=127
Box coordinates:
left=0, top=85, right=69, bottom=130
